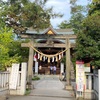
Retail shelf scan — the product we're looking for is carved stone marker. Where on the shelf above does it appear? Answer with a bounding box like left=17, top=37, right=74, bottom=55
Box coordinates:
left=9, top=63, right=19, bottom=89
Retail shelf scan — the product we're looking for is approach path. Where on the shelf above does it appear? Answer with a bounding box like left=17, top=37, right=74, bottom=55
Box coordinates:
left=9, top=75, right=76, bottom=100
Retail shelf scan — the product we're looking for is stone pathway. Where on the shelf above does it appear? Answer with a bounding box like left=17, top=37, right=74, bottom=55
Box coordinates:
left=8, top=75, right=76, bottom=100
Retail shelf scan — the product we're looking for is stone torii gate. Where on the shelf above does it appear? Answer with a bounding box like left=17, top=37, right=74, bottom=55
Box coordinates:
left=20, top=28, right=77, bottom=88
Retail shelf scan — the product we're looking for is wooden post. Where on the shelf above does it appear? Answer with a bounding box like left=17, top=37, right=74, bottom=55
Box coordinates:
left=66, top=38, right=71, bottom=86
left=27, top=39, right=34, bottom=88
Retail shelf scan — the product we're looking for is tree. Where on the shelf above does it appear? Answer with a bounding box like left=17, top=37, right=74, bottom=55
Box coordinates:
left=58, top=21, right=71, bottom=29
left=0, top=27, right=29, bottom=70
left=58, top=0, right=100, bottom=68
left=0, top=27, right=17, bottom=70
left=75, top=0, right=100, bottom=68
left=0, top=0, right=62, bottom=70
left=8, top=40, right=29, bottom=62
left=58, top=1, right=87, bottom=33
left=57, top=0, right=88, bottom=69
left=89, top=0, right=100, bottom=15
left=70, top=1, right=87, bottom=30
left=0, top=0, right=62, bottom=34
left=0, top=1, right=9, bottom=30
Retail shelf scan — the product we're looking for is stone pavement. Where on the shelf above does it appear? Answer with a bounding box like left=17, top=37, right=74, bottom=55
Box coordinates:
left=8, top=75, right=76, bottom=100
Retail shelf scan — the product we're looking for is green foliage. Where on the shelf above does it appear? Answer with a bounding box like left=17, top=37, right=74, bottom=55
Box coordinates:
left=0, top=0, right=63, bottom=70
left=58, top=21, right=72, bottom=29
left=25, top=88, right=31, bottom=95
left=0, top=0, right=62, bottom=33
left=75, top=0, right=100, bottom=68
left=89, top=0, right=100, bottom=15
left=0, top=27, right=13, bottom=70
left=32, top=76, right=40, bottom=81
left=0, top=2, right=8, bottom=30
left=20, top=2, right=50, bottom=29
left=0, top=26, right=29, bottom=71
left=8, top=40, right=29, bottom=62
left=58, top=1, right=87, bottom=33
left=59, top=0, right=100, bottom=68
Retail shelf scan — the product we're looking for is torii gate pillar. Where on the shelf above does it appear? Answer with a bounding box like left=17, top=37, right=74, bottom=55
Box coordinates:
left=66, top=38, right=71, bottom=87
left=27, top=39, right=34, bottom=88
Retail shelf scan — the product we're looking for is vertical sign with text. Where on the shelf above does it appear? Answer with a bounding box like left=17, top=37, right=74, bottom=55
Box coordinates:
left=9, top=63, right=19, bottom=89
left=76, top=61, right=85, bottom=92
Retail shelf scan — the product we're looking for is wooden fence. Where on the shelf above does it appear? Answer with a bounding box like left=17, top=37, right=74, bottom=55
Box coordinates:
left=0, top=62, right=27, bottom=95
left=0, top=71, right=10, bottom=89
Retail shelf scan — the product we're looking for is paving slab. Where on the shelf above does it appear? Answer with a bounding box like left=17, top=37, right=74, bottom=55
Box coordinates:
left=8, top=75, right=76, bottom=100
left=8, top=95, right=75, bottom=100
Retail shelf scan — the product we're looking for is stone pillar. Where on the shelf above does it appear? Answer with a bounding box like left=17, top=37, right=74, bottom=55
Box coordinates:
left=60, top=63, right=64, bottom=74
left=35, top=61, right=38, bottom=74
left=27, top=39, right=34, bottom=87
left=88, top=75, right=92, bottom=90
left=20, top=62, right=27, bottom=95
left=66, top=38, right=71, bottom=86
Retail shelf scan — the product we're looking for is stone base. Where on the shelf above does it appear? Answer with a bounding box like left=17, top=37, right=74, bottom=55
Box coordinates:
left=65, top=85, right=73, bottom=90
left=28, top=84, right=33, bottom=90
left=0, top=90, right=9, bottom=100
left=76, top=97, right=84, bottom=100
left=0, top=95, right=7, bottom=100
left=26, top=82, right=33, bottom=90
left=84, top=90, right=95, bottom=100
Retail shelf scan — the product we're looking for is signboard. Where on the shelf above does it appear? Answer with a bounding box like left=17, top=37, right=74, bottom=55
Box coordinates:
left=9, top=64, right=19, bottom=89
left=84, top=67, right=90, bottom=72
left=76, top=61, right=85, bottom=92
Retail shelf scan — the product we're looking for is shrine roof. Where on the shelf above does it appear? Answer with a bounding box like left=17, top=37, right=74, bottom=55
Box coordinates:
left=20, top=27, right=76, bottom=43
left=25, top=27, right=74, bottom=35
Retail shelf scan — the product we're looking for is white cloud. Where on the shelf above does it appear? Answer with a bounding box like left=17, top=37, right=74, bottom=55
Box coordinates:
left=46, top=0, right=71, bottom=28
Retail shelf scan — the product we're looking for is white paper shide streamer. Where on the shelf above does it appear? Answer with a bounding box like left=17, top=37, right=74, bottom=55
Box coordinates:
left=52, top=56, right=54, bottom=62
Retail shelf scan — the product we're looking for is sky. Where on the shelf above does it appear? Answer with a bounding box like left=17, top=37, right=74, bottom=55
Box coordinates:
left=46, top=0, right=71, bottom=28
left=45, top=0, right=89, bottom=28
